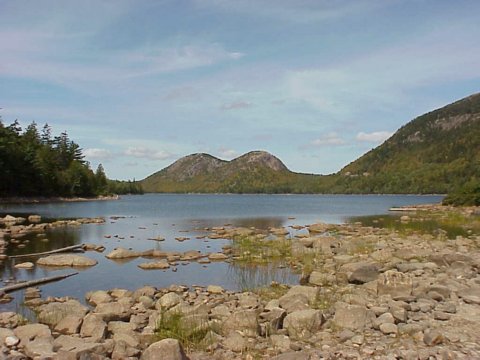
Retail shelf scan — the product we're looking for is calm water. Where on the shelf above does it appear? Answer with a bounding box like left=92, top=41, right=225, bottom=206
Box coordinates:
left=0, top=194, right=443, bottom=310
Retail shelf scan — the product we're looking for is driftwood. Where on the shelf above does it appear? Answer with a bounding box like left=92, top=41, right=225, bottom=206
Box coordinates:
left=0, top=272, right=78, bottom=294
left=9, top=244, right=85, bottom=259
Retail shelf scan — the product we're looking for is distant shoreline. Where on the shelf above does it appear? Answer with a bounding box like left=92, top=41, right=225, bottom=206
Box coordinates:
left=0, top=195, right=120, bottom=204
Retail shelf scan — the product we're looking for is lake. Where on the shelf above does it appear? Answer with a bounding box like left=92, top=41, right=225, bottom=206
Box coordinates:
left=0, top=194, right=443, bottom=310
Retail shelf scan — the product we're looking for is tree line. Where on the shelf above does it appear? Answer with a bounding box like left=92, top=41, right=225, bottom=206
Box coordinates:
left=0, top=119, right=142, bottom=197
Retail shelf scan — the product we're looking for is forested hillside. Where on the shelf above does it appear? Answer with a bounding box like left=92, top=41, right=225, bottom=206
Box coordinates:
left=0, top=119, right=142, bottom=197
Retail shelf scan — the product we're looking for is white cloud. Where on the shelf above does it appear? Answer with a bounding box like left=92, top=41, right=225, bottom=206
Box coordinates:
left=84, top=148, right=113, bottom=160
left=123, top=146, right=174, bottom=161
left=310, top=132, right=345, bottom=147
left=356, top=131, right=392, bottom=143
left=217, top=147, right=239, bottom=159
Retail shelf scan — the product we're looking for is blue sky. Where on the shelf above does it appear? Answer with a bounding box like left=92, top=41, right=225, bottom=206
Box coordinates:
left=1, top=0, right=479, bottom=180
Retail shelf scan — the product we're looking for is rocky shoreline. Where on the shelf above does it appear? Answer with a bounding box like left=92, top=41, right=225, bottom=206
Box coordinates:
left=0, top=195, right=120, bottom=205
left=0, top=206, right=479, bottom=359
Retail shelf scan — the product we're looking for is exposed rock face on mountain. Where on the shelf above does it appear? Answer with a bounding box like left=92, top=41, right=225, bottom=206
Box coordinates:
left=141, top=151, right=322, bottom=193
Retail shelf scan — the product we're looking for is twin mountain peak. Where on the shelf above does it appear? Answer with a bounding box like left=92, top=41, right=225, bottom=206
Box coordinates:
left=142, top=92, right=480, bottom=194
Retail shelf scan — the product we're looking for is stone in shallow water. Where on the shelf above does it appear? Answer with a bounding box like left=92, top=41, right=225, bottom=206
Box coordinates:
left=138, top=260, right=170, bottom=270
left=37, top=254, right=97, bottom=267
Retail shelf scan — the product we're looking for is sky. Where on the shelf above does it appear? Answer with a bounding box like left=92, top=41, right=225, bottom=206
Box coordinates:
left=1, top=0, right=479, bottom=180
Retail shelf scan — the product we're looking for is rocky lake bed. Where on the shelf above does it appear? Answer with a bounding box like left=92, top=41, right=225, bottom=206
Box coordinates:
left=0, top=205, right=479, bottom=359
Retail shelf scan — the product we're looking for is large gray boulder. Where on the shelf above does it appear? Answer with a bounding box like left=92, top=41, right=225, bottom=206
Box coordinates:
left=37, top=254, right=97, bottom=267
left=222, top=309, right=259, bottom=337
left=141, top=338, right=189, bottom=360
left=37, top=300, right=89, bottom=327
left=283, top=309, right=323, bottom=340
left=333, top=302, right=367, bottom=331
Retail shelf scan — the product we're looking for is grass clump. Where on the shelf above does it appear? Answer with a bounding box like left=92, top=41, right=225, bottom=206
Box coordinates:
left=231, top=235, right=291, bottom=264
left=155, top=310, right=211, bottom=351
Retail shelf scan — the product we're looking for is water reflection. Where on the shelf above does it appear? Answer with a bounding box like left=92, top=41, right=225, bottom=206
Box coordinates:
left=227, top=262, right=298, bottom=291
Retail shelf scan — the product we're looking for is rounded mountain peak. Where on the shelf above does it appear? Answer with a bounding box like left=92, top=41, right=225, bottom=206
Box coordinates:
left=232, top=150, right=289, bottom=171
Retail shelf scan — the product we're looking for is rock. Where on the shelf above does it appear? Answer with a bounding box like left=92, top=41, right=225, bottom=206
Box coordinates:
left=308, top=271, right=336, bottom=286
left=80, top=314, right=106, bottom=341
left=37, top=300, right=89, bottom=327
left=208, top=253, right=228, bottom=261
left=270, top=334, right=291, bottom=352
left=278, top=293, right=310, bottom=313
left=24, top=336, right=55, bottom=358
left=347, top=263, right=379, bottom=284
left=260, top=307, right=287, bottom=332
left=458, top=287, right=480, bottom=305
left=14, top=323, right=51, bottom=346
left=282, top=285, right=318, bottom=304
left=379, top=323, right=398, bottom=335
left=334, top=302, right=367, bottom=331
left=94, top=301, right=132, bottom=321
left=374, top=312, right=395, bottom=329
left=157, top=292, right=183, bottom=310
left=308, top=223, right=329, bottom=233
left=54, top=315, right=83, bottom=335
left=28, top=215, right=42, bottom=223
left=86, top=290, right=112, bottom=306
left=138, top=260, right=170, bottom=270
left=54, top=335, right=106, bottom=358
left=37, top=254, right=97, bottom=267
left=377, top=270, right=413, bottom=298
left=141, top=338, right=189, bottom=360
left=423, top=329, right=444, bottom=346
left=222, top=309, right=259, bottom=337
left=207, top=285, right=224, bottom=294
left=14, top=262, right=34, bottom=269
left=283, top=309, right=323, bottom=340
left=0, top=312, right=25, bottom=328
left=106, top=247, right=141, bottom=259
left=4, top=335, right=20, bottom=347
left=224, top=332, right=247, bottom=352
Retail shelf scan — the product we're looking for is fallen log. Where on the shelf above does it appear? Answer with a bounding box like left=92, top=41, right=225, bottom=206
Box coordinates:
left=9, top=244, right=85, bottom=259
left=0, top=272, right=78, bottom=294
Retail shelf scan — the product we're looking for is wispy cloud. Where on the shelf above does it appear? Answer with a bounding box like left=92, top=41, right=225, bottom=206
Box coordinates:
left=308, top=132, right=345, bottom=147
left=123, top=146, right=174, bottom=161
left=217, top=147, right=239, bottom=159
left=220, top=101, right=252, bottom=111
left=356, top=131, right=392, bottom=143
left=84, top=148, right=113, bottom=160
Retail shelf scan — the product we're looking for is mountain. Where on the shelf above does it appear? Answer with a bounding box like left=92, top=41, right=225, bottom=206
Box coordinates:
left=142, top=93, right=480, bottom=194
left=141, top=151, right=328, bottom=193
left=333, top=92, right=480, bottom=194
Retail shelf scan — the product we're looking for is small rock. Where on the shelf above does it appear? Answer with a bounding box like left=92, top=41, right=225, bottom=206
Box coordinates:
left=14, top=262, right=34, bottom=269
left=379, top=323, right=398, bottom=335
left=423, top=329, right=444, bottom=346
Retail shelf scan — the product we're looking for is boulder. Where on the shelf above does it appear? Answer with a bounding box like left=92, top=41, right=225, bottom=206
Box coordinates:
left=222, top=309, right=259, bottom=337
left=283, top=309, right=323, bottom=340
left=207, top=285, right=224, bottom=294
left=86, top=290, right=112, bottom=306
left=106, top=247, right=141, bottom=259
left=14, top=261, right=35, bottom=269
left=141, top=338, right=189, bottom=360
left=156, top=292, right=183, bottom=310
left=80, top=314, right=106, bottom=341
left=54, top=335, right=106, bottom=358
left=94, top=301, right=132, bottom=322
left=37, top=300, right=89, bottom=327
left=14, top=324, right=51, bottom=346
left=37, top=254, right=97, bottom=267
left=348, top=263, right=379, bottom=284
left=377, top=270, right=413, bottom=298
left=28, top=215, right=42, bottom=223
left=54, top=315, right=83, bottom=335
left=138, top=260, right=170, bottom=270
left=208, top=253, right=228, bottom=261
left=333, top=302, right=367, bottom=331
left=282, top=285, right=319, bottom=304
